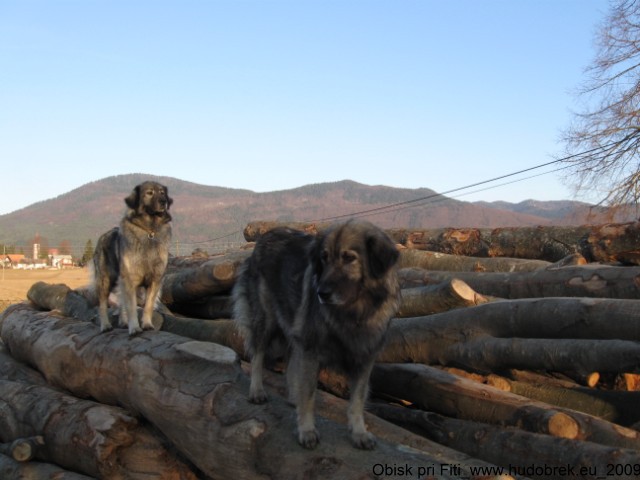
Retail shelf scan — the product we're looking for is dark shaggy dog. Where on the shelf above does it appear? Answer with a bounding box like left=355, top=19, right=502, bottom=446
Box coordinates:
left=232, top=219, right=400, bottom=449
left=93, top=181, right=173, bottom=335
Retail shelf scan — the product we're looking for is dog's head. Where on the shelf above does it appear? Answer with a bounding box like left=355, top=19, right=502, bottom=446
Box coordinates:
left=312, top=219, right=399, bottom=306
left=125, top=182, right=173, bottom=218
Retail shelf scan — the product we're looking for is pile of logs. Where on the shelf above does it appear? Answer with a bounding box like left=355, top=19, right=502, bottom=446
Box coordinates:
left=3, top=220, right=640, bottom=479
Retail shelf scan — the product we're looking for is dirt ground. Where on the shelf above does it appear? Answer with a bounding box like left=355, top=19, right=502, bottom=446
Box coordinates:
left=0, top=268, right=91, bottom=306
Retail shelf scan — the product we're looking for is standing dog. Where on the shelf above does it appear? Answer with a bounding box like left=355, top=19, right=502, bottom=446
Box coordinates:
left=93, top=181, right=173, bottom=335
left=233, top=219, right=400, bottom=449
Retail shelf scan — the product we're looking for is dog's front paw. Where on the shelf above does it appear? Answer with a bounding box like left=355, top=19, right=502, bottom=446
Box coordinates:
left=351, top=431, right=376, bottom=450
left=99, top=323, right=113, bottom=333
left=141, top=322, right=155, bottom=331
left=128, top=325, right=143, bottom=336
left=298, top=428, right=319, bottom=449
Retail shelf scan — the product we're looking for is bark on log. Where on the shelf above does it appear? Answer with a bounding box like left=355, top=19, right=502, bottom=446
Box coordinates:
left=244, top=220, right=640, bottom=264
left=396, top=279, right=491, bottom=317
left=398, top=264, right=640, bottom=299
left=0, top=453, right=95, bottom=480
left=159, top=314, right=246, bottom=355
left=379, top=298, right=640, bottom=373
left=398, top=248, right=552, bottom=272
left=160, top=251, right=250, bottom=304
left=371, top=404, right=640, bottom=480
left=0, top=379, right=197, bottom=479
left=370, top=363, right=640, bottom=450
left=0, top=305, right=474, bottom=479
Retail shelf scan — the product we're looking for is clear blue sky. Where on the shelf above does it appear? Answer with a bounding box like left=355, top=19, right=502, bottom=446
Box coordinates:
left=0, top=0, right=607, bottom=215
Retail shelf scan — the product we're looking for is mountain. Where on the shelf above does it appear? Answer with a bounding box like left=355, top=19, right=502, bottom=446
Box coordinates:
left=0, top=174, right=629, bottom=258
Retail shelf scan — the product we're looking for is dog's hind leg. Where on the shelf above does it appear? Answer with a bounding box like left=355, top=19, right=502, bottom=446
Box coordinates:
left=97, top=295, right=112, bottom=332
left=95, top=278, right=113, bottom=333
left=347, top=359, right=376, bottom=450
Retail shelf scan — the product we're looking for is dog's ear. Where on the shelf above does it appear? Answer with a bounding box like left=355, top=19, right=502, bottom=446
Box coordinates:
left=366, top=230, right=399, bottom=279
left=125, top=185, right=141, bottom=210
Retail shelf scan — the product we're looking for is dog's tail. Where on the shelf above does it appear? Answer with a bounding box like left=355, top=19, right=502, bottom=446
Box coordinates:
left=79, top=261, right=99, bottom=307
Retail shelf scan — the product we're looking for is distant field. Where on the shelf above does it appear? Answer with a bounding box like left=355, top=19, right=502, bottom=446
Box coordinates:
left=0, top=268, right=90, bottom=312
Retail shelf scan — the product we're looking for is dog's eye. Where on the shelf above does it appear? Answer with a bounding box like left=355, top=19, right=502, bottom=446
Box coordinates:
left=146, top=190, right=154, bottom=196
left=320, top=250, right=329, bottom=263
left=341, top=251, right=357, bottom=264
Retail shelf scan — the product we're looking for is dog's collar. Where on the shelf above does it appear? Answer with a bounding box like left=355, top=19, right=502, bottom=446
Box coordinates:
left=128, top=219, right=159, bottom=240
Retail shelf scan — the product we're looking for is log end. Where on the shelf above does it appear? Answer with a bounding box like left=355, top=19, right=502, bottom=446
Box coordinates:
left=547, top=412, right=579, bottom=439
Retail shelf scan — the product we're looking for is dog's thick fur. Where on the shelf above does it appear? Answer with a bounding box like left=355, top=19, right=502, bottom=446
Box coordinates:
left=93, top=181, right=173, bottom=335
left=233, top=219, right=400, bottom=449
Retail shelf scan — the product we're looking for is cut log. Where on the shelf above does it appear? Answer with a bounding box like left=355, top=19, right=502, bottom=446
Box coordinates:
left=0, top=453, right=95, bottom=480
left=398, top=264, right=640, bottom=299
left=0, top=305, right=475, bottom=479
left=439, top=367, right=640, bottom=426
left=243, top=221, right=329, bottom=242
left=396, top=279, right=491, bottom=317
left=398, top=248, right=552, bottom=272
left=159, top=314, right=246, bottom=356
left=0, top=379, right=197, bottom=479
left=370, top=363, right=640, bottom=450
left=160, top=251, right=250, bottom=304
left=372, top=404, right=640, bottom=480
left=0, top=436, right=44, bottom=462
left=389, top=225, right=587, bottom=261
left=379, top=298, right=640, bottom=373
left=244, top=220, right=640, bottom=264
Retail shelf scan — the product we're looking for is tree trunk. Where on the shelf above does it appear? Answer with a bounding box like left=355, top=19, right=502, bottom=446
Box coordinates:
left=439, top=367, right=640, bottom=427
left=378, top=298, right=640, bottom=373
left=398, top=248, right=552, bottom=272
left=396, top=279, right=491, bottom=317
left=243, top=220, right=640, bottom=264
left=160, top=251, right=250, bottom=304
left=370, top=363, right=640, bottom=450
left=0, top=304, right=477, bottom=480
left=398, top=264, right=640, bottom=299
left=371, top=404, right=640, bottom=480
left=0, top=379, right=197, bottom=479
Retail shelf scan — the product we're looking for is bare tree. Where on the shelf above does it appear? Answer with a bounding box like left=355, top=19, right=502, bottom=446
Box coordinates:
left=561, top=0, right=640, bottom=206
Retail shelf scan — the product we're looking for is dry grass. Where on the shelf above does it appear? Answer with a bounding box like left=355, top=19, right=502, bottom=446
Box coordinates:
left=0, top=268, right=90, bottom=312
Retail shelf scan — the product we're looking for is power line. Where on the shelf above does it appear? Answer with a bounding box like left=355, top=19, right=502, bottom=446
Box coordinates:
left=314, top=143, right=610, bottom=223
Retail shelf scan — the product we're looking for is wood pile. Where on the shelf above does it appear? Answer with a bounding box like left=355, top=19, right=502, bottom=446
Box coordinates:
left=2, top=220, right=640, bottom=479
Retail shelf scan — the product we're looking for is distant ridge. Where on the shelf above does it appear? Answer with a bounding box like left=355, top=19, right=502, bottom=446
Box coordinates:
left=0, top=173, right=629, bottom=257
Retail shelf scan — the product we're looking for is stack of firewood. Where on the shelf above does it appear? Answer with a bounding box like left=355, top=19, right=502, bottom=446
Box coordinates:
left=2, top=220, right=640, bottom=479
